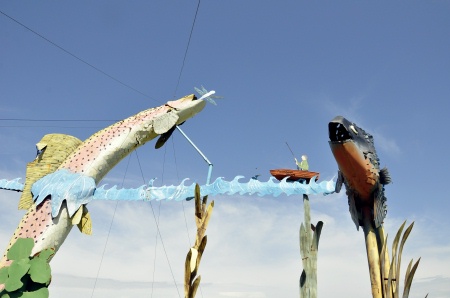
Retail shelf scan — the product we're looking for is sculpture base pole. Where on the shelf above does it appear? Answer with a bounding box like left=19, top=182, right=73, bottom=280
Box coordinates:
left=362, top=207, right=382, bottom=298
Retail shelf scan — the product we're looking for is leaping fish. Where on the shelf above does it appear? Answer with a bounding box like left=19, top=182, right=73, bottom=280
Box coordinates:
left=328, top=115, right=391, bottom=229
left=0, top=94, right=207, bottom=277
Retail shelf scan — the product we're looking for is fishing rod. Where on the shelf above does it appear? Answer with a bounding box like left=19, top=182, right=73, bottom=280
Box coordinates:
left=286, top=142, right=297, bottom=158
left=286, top=142, right=301, bottom=170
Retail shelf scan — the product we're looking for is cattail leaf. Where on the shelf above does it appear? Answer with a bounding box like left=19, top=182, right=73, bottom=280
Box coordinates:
left=202, top=201, right=214, bottom=229
left=195, top=236, right=207, bottom=275
left=184, top=250, right=192, bottom=296
left=386, top=258, right=395, bottom=298
left=391, top=220, right=406, bottom=294
left=404, top=259, right=413, bottom=288
left=380, top=234, right=389, bottom=297
left=403, top=258, right=421, bottom=298
left=396, top=222, right=414, bottom=291
left=190, top=248, right=198, bottom=273
left=194, top=184, right=202, bottom=220
left=198, top=236, right=207, bottom=256
left=189, top=275, right=201, bottom=298
left=202, top=195, right=208, bottom=215
left=392, top=221, right=406, bottom=263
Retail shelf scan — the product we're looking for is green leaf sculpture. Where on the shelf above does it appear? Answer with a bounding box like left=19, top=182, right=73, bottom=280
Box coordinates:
left=0, top=238, right=53, bottom=298
left=7, top=238, right=34, bottom=261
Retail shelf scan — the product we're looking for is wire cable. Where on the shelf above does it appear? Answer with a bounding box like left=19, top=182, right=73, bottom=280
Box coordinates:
left=135, top=149, right=182, bottom=298
left=0, top=9, right=156, bottom=101
left=90, top=154, right=132, bottom=298
left=172, top=0, right=201, bottom=98
left=172, top=135, right=192, bottom=247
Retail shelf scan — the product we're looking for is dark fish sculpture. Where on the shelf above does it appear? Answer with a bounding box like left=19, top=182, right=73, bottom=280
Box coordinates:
left=328, top=116, right=391, bottom=229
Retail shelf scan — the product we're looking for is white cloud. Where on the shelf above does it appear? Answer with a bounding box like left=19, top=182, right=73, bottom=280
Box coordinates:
left=1, top=187, right=448, bottom=298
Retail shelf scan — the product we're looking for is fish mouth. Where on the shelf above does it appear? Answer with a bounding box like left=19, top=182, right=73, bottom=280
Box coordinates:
left=328, top=116, right=375, bottom=152
left=166, top=94, right=207, bottom=124
left=328, top=116, right=356, bottom=142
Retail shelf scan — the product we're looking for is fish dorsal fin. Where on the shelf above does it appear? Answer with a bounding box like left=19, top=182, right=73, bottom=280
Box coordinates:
left=19, top=134, right=83, bottom=210
left=379, top=167, right=392, bottom=185
left=73, top=205, right=92, bottom=235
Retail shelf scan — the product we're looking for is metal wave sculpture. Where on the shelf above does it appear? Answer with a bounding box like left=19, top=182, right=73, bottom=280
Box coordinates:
left=1, top=175, right=335, bottom=205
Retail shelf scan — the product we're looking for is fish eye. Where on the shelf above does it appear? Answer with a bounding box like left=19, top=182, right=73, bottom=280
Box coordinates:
left=349, top=125, right=358, bottom=134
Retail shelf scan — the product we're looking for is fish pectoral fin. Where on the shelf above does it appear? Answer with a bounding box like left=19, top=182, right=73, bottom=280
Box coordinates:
left=155, top=125, right=176, bottom=149
left=335, top=170, right=344, bottom=193
left=72, top=206, right=83, bottom=225
left=73, top=205, right=93, bottom=235
left=153, top=111, right=179, bottom=135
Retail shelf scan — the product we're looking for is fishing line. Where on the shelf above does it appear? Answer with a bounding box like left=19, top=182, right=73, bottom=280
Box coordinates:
left=0, top=9, right=156, bottom=102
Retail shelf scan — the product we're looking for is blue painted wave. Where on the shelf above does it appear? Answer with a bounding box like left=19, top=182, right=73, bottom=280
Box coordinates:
left=93, top=176, right=336, bottom=202
left=0, top=178, right=24, bottom=192
left=1, top=175, right=336, bottom=216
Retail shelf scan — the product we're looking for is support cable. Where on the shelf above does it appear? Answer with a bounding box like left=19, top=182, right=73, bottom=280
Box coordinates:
left=90, top=154, right=132, bottom=298
left=0, top=9, right=156, bottom=101
left=171, top=135, right=192, bottom=247
left=135, top=149, right=181, bottom=298
left=172, top=0, right=201, bottom=98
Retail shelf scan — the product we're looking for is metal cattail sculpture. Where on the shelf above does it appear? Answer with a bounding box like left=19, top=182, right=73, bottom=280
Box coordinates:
left=184, top=184, right=214, bottom=298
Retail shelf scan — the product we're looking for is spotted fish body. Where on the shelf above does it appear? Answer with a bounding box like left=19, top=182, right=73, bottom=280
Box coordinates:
left=0, top=95, right=206, bottom=274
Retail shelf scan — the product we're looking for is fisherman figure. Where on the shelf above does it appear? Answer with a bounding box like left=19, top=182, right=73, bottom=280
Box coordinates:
left=295, top=155, right=309, bottom=171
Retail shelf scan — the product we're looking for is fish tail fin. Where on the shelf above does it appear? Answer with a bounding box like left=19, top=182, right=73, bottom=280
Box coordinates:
left=19, top=134, right=82, bottom=210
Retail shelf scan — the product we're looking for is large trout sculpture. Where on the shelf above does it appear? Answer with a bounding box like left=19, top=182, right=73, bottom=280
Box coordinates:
left=0, top=94, right=207, bottom=280
left=328, top=116, right=392, bottom=298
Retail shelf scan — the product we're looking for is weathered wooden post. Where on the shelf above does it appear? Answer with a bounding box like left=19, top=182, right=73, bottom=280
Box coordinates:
left=299, top=194, right=323, bottom=298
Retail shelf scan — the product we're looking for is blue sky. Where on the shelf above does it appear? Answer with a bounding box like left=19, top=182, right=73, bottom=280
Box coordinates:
left=1, top=1, right=449, bottom=297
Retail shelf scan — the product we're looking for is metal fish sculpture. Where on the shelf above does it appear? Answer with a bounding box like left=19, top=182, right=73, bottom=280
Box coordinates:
left=328, top=115, right=392, bottom=298
left=0, top=94, right=207, bottom=274
left=328, top=116, right=391, bottom=230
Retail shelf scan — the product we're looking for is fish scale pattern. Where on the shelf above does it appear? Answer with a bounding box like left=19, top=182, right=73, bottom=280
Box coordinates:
left=59, top=105, right=165, bottom=181
left=0, top=199, right=53, bottom=267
